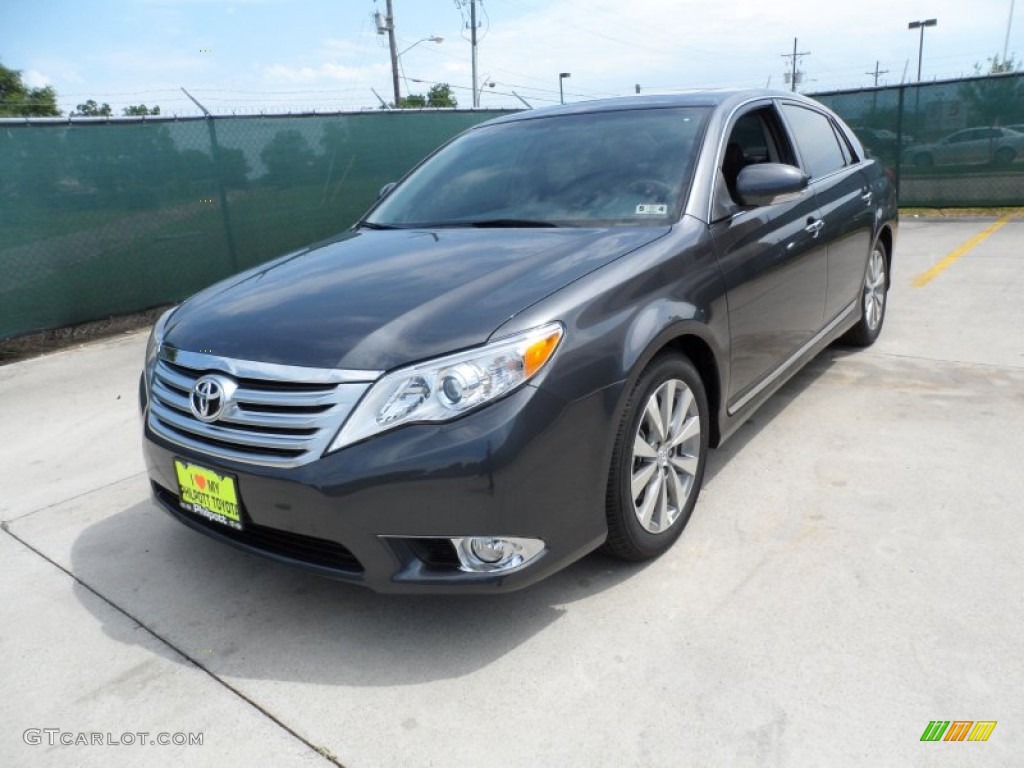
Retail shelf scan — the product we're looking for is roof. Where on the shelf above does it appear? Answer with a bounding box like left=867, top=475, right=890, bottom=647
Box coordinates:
left=483, top=89, right=825, bottom=126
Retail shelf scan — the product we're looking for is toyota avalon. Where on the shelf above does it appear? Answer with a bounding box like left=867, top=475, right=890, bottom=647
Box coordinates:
left=140, top=90, right=897, bottom=592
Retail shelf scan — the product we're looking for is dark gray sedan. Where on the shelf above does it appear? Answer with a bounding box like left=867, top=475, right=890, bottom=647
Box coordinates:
left=140, top=90, right=897, bottom=592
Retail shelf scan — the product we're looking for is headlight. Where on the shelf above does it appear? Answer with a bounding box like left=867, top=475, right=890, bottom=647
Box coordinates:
left=144, top=308, right=174, bottom=392
left=327, top=322, right=563, bottom=452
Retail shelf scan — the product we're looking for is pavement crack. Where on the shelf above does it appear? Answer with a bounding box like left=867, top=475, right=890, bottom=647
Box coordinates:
left=0, top=524, right=348, bottom=768
left=854, top=350, right=1024, bottom=372
left=2, top=471, right=148, bottom=524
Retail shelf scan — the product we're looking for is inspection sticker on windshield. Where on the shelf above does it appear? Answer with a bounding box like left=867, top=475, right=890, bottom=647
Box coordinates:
left=174, top=460, right=243, bottom=530
left=636, top=203, right=668, bottom=215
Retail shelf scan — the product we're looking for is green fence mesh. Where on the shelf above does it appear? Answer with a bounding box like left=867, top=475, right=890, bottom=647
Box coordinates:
left=812, top=72, right=1024, bottom=207
left=0, top=110, right=510, bottom=339
left=2, top=76, right=1023, bottom=340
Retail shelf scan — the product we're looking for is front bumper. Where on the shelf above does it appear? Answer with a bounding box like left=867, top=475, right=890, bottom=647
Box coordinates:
left=142, top=381, right=615, bottom=593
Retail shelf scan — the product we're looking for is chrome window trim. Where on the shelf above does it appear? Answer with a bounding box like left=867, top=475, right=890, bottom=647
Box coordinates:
left=703, top=96, right=776, bottom=223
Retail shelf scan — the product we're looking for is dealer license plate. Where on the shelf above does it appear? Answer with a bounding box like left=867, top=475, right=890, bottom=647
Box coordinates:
left=174, top=460, right=243, bottom=530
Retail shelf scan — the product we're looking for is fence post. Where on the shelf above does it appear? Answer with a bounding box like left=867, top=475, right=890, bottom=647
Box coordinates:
left=206, top=118, right=239, bottom=273
left=181, top=88, right=239, bottom=273
left=894, top=85, right=905, bottom=202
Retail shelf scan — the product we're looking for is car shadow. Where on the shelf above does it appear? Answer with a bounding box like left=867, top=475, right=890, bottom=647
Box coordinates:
left=68, top=496, right=654, bottom=687
left=67, top=347, right=841, bottom=687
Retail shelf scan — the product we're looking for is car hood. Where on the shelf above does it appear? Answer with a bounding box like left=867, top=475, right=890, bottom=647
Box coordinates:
left=163, top=226, right=668, bottom=371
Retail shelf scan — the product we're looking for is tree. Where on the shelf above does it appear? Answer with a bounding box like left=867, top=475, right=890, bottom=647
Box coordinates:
left=397, top=94, right=427, bottom=108
left=427, top=83, right=457, bottom=108
left=975, top=54, right=1020, bottom=75
left=389, top=83, right=458, bottom=109
left=960, top=57, right=1024, bottom=129
left=123, top=104, right=161, bottom=116
left=73, top=99, right=112, bottom=117
left=0, top=61, right=61, bottom=116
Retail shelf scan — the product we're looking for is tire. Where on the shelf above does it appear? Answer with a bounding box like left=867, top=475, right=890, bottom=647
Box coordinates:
left=842, top=240, right=889, bottom=347
left=995, top=146, right=1016, bottom=165
left=914, top=153, right=934, bottom=167
left=604, top=354, right=709, bottom=561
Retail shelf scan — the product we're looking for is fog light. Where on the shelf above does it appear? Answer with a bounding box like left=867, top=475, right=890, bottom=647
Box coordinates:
left=453, top=536, right=546, bottom=573
left=470, top=537, right=507, bottom=563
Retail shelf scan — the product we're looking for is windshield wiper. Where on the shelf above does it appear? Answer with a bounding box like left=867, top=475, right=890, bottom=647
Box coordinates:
left=467, top=218, right=560, bottom=228
left=359, top=221, right=403, bottom=230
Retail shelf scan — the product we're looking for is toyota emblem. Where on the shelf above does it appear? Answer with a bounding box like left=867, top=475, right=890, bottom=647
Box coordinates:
left=190, top=375, right=233, bottom=422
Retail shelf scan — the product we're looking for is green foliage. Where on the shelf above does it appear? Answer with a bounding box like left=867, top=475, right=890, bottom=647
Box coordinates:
left=427, top=83, right=458, bottom=108
left=959, top=68, right=1024, bottom=127
left=123, top=104, right=161, bottom=116
left=73, top=99, right=112, bottom=117
left=0, top=61, right=61, bottom=116
left=975, top=54, right=1020, bottom=75
left=391, top=83, right=458, bottom=109
left=397, top=94, right=427, bottom=108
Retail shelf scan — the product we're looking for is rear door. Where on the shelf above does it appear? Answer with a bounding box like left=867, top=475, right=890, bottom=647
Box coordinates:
left=779, top=102, right=875, bottom=322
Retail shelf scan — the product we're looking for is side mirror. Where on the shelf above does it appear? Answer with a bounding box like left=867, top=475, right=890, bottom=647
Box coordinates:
left=378, top=182, right=397, bottom=199
left=735, top=163, right=808, bottom=207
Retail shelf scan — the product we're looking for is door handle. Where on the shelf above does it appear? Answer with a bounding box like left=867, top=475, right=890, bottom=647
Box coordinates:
left=805, top=218, right=825, bottom=237
left=860, top=188, right=872, bottom=204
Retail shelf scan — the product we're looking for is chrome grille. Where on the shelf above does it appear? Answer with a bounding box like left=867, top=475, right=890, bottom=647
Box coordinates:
left=147, top=349, right=380, bottom=468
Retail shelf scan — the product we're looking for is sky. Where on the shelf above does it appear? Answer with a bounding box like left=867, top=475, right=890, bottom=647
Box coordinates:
left=1, top=0, right=1020, bottom=116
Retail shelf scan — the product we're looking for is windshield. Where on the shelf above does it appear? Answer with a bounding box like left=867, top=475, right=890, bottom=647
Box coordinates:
left=365, top=106, right=710, bottom=228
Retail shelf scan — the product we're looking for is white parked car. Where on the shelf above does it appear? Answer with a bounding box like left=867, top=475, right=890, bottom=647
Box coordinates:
left=904, top=126, right=1024, bottom=167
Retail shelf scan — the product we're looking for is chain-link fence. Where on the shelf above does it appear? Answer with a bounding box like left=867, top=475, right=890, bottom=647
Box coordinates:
left=3, top=76, right=1023, bottom=339
left=812, top=72, right=1024, bottom=207
left=0, top=110, right=510, bottom=339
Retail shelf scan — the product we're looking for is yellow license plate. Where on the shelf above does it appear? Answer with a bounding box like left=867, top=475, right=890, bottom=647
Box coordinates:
left=174, top=460, right=242, bottom=530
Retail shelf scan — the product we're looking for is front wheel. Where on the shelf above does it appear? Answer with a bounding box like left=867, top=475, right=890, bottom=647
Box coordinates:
left=842, top=240, right=889, bottom=347
left=604, top=354, right=709, bottom=561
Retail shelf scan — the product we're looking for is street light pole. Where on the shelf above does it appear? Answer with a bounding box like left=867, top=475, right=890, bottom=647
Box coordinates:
left=559, top=72, right=571, bottom=104
left=908, top=19, right=937, bottom=82
left=397, top=36, right=443, bottom=98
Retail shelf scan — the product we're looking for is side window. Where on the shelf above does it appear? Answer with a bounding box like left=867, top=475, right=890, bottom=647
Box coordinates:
left=720, top=107, right=795, bottom=204
left=832, top=123, right=854, bottom=165
left=780, top=104, right=847, bottom=179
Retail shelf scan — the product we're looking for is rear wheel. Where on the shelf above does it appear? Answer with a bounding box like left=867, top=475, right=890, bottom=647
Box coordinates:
left=604, top=354, right=709, bottom=561
left=842, top=240, right=888, bottom=347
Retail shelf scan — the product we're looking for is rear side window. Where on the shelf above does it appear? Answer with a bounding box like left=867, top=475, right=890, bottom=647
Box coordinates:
left=781, top=104, right=847, bottom=179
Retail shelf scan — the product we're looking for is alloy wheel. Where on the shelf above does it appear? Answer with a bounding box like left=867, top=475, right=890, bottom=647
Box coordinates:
left=863, top=247, right=886, bottom=332
left=630, top=379, right=702, bottom=534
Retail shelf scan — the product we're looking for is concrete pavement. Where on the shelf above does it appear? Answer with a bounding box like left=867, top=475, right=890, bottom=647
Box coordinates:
left=2, top=219, right=1022, bottom=767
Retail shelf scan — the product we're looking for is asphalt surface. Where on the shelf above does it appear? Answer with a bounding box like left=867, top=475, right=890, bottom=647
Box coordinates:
left=2, top=218, right=1022, bottom=767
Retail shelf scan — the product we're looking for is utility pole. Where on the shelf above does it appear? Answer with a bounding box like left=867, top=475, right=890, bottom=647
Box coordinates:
left=455, top=1, right=481, bottom=106
left=1005, top=0, right=1016, bottom=63
left=866, top=61, right=889, bottom=86
left=385, top=0, right=401, bottom=106
left=781, top=38, right=810, bottom=92
left=470, top=0, right=479, bottom=107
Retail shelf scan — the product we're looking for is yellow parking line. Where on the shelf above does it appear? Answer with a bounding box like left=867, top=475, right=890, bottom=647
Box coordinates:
left=913, top=215, right=1012, bottom=287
